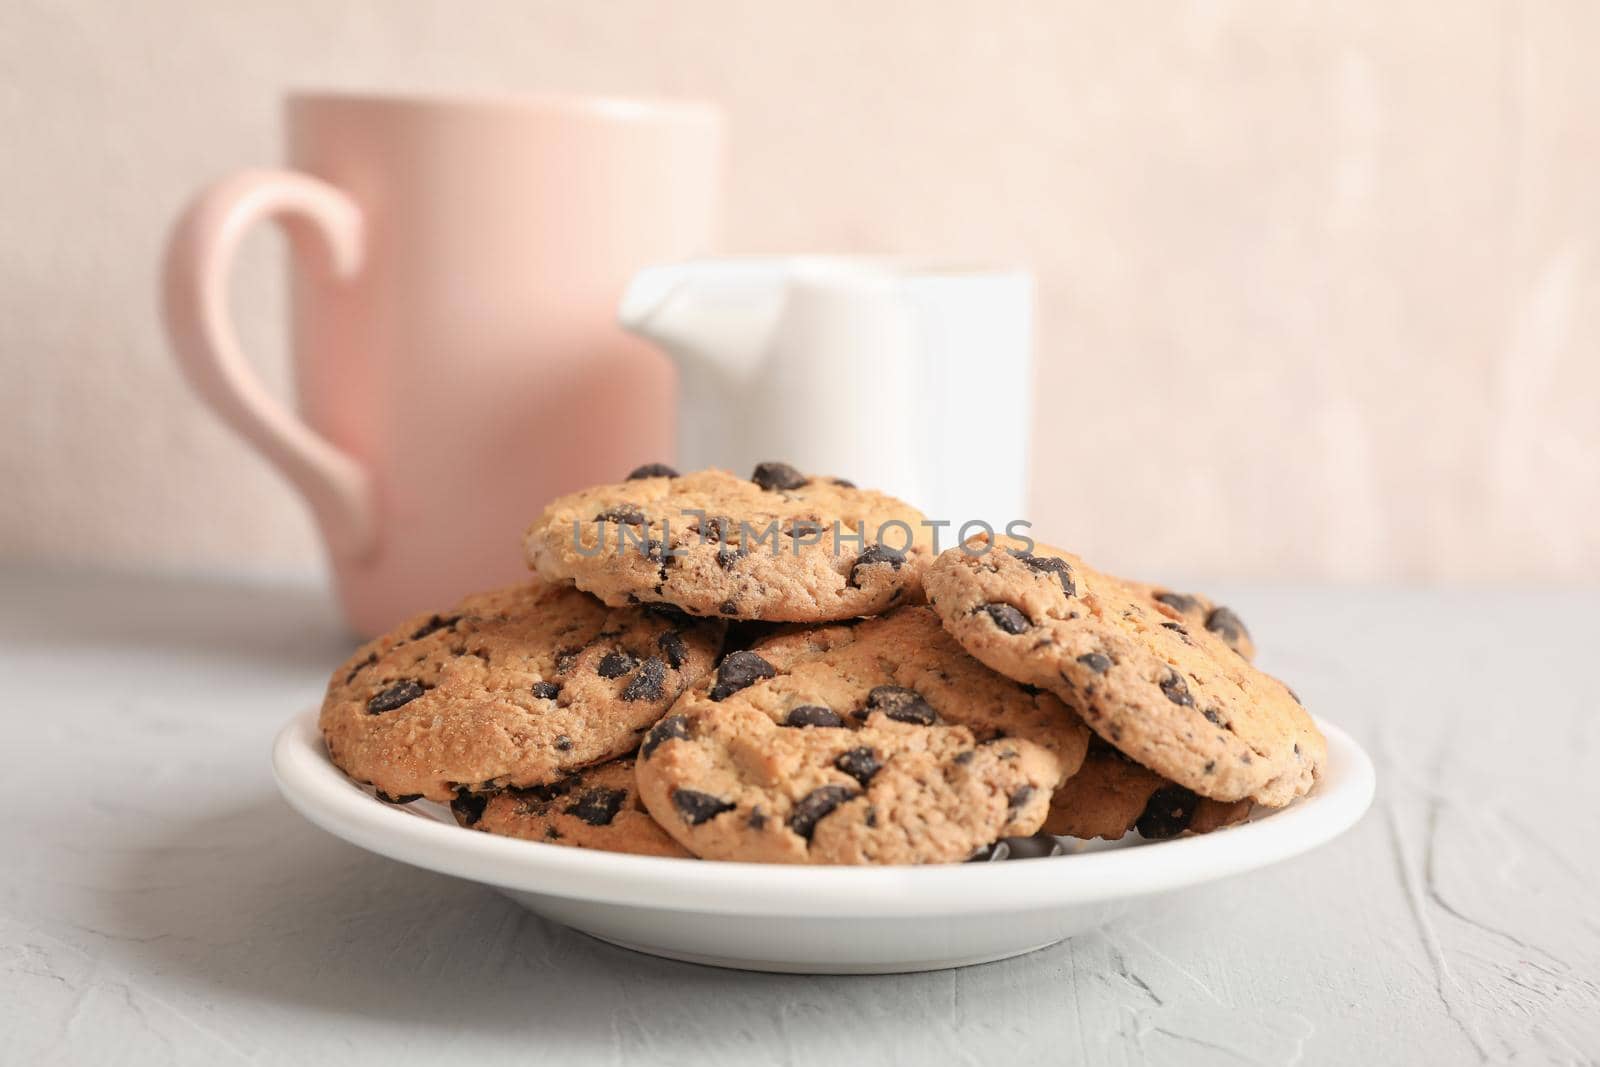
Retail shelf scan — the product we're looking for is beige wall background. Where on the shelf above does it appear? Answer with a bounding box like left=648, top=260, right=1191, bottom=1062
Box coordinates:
left=2, top=0, right=1597, bottom=583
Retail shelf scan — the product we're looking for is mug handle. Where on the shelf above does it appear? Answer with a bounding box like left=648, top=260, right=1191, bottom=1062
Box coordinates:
left=161, top=170, right=376, bottom=560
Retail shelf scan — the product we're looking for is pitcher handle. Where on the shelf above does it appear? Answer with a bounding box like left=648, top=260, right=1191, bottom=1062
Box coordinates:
left=161, top=169, right=376, bottom=560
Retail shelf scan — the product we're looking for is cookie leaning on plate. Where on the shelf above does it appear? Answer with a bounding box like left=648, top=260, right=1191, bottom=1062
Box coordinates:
left=524, top=463, right=932, bottom=622
left=924, top=536, right=1325, bottom=807
left=1044, top=598, right=1261, bottom=840
left=320, top=580, right=724, bottom=802
left=453, top=758, right=691, bottom=859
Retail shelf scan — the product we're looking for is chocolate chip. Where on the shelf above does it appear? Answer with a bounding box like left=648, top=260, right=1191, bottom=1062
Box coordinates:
left=1076, top=652, right=1112, bottom=674
left=1135, top=785, right=1198, bottom=839
left=566, top=787, right=627, bottom=827
left=709, top=650, right=776, bottom=701
left=1153, top=591, right=1199, bottom=614
left=451, top=789, right=489, bottom=827
left=834, top=747, right=880, bottom=786
left=344, top=651, right=378, bottom=684
left=367, top=680, right=426, bottom=714
left=787, top=785, right=858, bottom=839
left=866, top=685, right=938, bottom=725
left=782, top=516, right=823, bottom=540
left=1162, top=622, right=1188, bottom=635
left=622, top=656, right=668, bottom=701
left=1202, top=707, right=1224, bottom=726
left=642, top=714, right=689, bottom=758
left=1009, top=550, right=1076, bottom=596
left=865, top=806, right=878, bottom=827
left=785, top=705, right=844, bottom=728
left=1204, top=606, right=1251, bottom=647
left=832, top=477, right=857, bottom=488
left=597, top=650, right=639, bottom=678
left=953, top=749, right=976, bottom=765
left=747, top=807, right=768, bottom=830
left=982, top=603, right=1030, bottom=634
left=693, top=515, right=731, bottom=542
left=847, top=544, right=906, bottom=587
left=593, top=505, right=646, bottom=526
left=715, top=544, right=748, bottom=570
left=531, top=681, right=561, bottom=701
left=626, top=463, right=679, bottom=480
left=410, top=614, right=459, bottom=640
left=1008, top=785, right=1036, bottom=810
left=751, top=461, right=808, bottom=491
left=1160, top=671, right=1195, bottom=707
left=555, top=646, right=582, bottom=673
left=718, top=598, right=740, bottom=615
left=554, top=735, right=572, bottom=751
left=375, top=790, right=421, bottom=805
left=645, top=537, right=670, bottom=565
left=672, top=789, right=734, bottom=825
left=657, top=631, right=688, bottom=669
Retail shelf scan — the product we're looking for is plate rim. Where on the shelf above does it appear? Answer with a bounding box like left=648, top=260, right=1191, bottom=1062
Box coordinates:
left=273, top=708, right=1374, bottom=918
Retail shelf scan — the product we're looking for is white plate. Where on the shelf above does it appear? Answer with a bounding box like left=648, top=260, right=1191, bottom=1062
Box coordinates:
left=273, top=709, right=1374, bottom=974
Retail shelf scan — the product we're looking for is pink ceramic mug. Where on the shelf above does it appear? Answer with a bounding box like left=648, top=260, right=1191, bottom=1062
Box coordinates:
left=163, top=92, right=722, bottom=635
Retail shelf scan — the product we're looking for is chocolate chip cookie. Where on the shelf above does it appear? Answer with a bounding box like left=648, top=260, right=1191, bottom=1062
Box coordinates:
left=635, top=701, right=1060, bottom=865
left=924, top=536, right=1324, bottom=807
left=632, top=605, right=1087, bottom=864
left=1043, top=742, right=1253, bottom=840
left=320, top=580, right=724, bottom=802
left=453, top=758, right=691, bottom=859
left=524, top=464, right=932, bottom=622
left=677, top=605, right=1090, bottom=782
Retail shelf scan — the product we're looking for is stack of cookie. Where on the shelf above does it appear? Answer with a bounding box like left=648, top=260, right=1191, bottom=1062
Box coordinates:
left=320, top=463, right=1326, bottom=865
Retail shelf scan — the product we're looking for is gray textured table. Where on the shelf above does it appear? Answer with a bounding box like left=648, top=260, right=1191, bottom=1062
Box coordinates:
left=2, top=568, right=1596, bottom=1065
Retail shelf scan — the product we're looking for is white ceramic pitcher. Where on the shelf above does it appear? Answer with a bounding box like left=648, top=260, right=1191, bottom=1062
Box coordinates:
left=618, top=257, right=1034, bottom=527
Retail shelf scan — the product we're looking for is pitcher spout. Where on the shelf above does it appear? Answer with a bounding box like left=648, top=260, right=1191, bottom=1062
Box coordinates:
left=618, top=258, right=791, bottom=380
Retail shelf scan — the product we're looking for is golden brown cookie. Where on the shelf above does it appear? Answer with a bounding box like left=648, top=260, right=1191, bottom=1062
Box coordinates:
left=635, top=701, right=1059, bottom=865
left=632, top=605, right=1089, bottom=864
left=924, top=536, right=1325, bottom=807
left=452, top=758, right=691, bottom=859
left=681, top=605, right=1090, bottom=782
left=523, top=464, right=932, bottom=621
left=320, top=580, right=724, bottom=802
left=1044, top=743, right=1253, bottom=840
